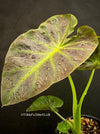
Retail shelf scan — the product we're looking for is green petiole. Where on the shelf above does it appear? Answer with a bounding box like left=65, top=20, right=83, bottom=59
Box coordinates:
left=67, top=69, right=95, bottom=134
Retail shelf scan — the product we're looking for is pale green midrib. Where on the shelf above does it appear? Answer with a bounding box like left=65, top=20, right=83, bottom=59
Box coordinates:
left=4, top=16, right=78, bottom=104
left=10, top=32, right=91, bottom=76
left=40, top=27, right=57, bottom=47
left=54, top=17, right=61, bottom=44
left=63, top=40, right=95, bottom=48
left=62, top=27, right=97, bottom=47
left=5, top=47, right=59, bottom=104
left=58, top=50, right=76, bottom=67
left=26, top=33, right=54, bottom=49
left=7, top=32, right=84, bottom=102
left=59, top=17, right=72, bottom=46
left=4, top=50, right=54, bottom=75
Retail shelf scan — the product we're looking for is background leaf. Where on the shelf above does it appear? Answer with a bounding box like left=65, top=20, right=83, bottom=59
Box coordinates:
left=1, top=14, right=98, bottom=106
left=26, top=95, right=63, bottom=112
left=78, top=36, right=100, bottom=70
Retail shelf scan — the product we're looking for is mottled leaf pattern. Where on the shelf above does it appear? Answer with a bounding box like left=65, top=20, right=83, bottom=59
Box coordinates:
left=1, top=14, right=98, bottom=106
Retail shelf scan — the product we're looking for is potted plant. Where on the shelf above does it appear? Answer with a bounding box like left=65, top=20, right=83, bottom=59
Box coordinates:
left=1, top=14, right=100, bottom=134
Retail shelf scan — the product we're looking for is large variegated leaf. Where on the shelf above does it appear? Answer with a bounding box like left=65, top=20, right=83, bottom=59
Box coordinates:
left=1, top=14, right=98, bottom=106
left=78, top=36, right=100, bottom=70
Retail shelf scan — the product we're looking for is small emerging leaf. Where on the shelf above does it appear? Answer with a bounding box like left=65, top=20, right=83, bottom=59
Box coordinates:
left=78, top=36, right=100, bottom=70
left=26, top=95, right=63, bottom=112
left=57, top=121, right=71, bottom=133
left=1, top=14, right=98, bottom=106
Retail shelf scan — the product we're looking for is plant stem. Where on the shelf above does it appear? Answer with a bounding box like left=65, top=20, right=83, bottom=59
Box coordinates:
left=52, top=110, right=66, bottom=122
left=79, top=69, right=95, bottom=107
left=68, top=75, right=77, bottom=128
left=76, top=69, right=95, bottom=134
left=68, top=69, right=95, bottom=134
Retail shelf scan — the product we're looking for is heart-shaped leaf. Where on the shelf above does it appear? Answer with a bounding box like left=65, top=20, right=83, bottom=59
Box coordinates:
left=1, top=14, right=98, bottom=106
left=26, top=95, right=63, bottom=112
left=78, top=36, right=100, bottom=70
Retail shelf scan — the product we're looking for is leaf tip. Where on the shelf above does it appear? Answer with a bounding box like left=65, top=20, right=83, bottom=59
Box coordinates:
left=1, top=99, right=8, bottom=107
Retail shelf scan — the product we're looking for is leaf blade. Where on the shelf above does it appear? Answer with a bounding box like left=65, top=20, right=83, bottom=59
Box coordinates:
left=1, top=14, right=98, bottom=106
left=26, top=95, right=63, bottom=112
